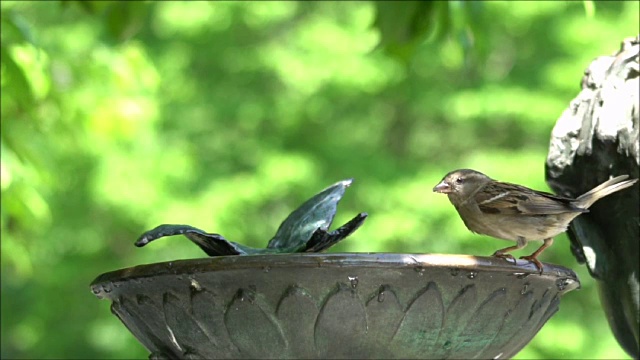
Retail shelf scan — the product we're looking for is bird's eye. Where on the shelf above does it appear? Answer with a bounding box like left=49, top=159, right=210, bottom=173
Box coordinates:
left=455, top=177, right=464, bottom=184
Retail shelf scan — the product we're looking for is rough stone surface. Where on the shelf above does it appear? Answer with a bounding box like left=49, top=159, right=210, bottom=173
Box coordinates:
left=545, top=35, right=640, bottom=358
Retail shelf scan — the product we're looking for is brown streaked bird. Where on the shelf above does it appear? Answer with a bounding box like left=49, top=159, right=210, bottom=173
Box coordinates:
left=433, top=169, right=638, bottom=273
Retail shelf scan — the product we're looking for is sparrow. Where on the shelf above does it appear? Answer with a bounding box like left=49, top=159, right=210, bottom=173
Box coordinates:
left=433, top=169, right=638, bottom=273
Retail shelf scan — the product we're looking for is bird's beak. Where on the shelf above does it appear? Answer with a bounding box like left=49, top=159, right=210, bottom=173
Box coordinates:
left=433, top=181, right=451, bottom=194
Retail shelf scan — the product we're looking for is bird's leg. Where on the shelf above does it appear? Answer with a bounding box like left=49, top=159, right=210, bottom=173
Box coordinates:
left=520, top=238, right=553, bottom=275
left=491, top=236, right=527, bottom=264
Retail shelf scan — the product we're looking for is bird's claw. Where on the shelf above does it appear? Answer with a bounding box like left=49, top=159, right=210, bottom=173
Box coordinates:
left=492, top=251, right=517, bottom=264
left=520, top=255, right=544, bottom=275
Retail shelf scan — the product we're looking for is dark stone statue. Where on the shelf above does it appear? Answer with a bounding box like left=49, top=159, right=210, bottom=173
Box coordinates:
left=546, top=35, right=640, bottom=358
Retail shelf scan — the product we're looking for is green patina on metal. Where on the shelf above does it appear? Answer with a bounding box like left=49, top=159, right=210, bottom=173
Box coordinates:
left=134, top=179, right=367, bottom=256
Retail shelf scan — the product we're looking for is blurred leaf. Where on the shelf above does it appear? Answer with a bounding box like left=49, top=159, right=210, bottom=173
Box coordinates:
left=373, top=1, right=440, bottom=62
left=0, top=45, right=35, bottom=110
left=61, top=0, right=114, bottom=15
left=583, top=1, right=595, bottom=18
left=374, top=1, right=435, bottom=46
left=0, top=10, right=38, bottom=110
left=104, top=1, right=148, bottom=42
left=372, top=1, right=485, bottom=65
left=61, top=1, right=148, bottom=42
left=0, top=11, right=37, bottom=47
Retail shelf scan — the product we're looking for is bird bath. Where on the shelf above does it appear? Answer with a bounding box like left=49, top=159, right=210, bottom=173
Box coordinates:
left=90, top=253, right=579, bottom=359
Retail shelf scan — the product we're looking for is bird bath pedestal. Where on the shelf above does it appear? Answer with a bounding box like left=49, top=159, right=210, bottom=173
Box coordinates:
left=91, top=253, right=579, bottom=359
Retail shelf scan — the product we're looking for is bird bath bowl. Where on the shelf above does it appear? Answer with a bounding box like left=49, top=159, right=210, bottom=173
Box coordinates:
left=90, top=253, right=580, bottom=359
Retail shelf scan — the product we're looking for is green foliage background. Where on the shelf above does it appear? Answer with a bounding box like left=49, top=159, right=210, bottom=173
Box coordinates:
left=1, top=1, right=637, bottom=358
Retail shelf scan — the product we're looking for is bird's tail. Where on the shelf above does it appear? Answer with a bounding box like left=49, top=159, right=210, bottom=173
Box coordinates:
left=575, top=175, right=638, bottom=209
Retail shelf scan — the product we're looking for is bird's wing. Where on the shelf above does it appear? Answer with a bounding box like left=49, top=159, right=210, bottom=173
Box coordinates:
left=475, top=182, right=586, bottom=215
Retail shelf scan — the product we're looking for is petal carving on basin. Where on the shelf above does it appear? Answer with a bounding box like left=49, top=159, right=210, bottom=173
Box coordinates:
left=224, top=288, right=287, bottom=358
left=315, top=282, right=368, bottom=358
left=478, top=290, right=535, bottom=359
left=391, top=282, right=445, bottom=358
left=365, top=285, right=404, bottom=349
left=163, top=292, right=209, bottom=358
left=111, top=297, right=160, bottom=355
left=124, top=294, right=183, bottom=358
left=276, top=285, right=320, bottom=359
left=190, top=289, right=240, bottom=358
left=452, top=288, right=508, bottom=357
left=435, top=284, right=478, bottom=352
left=504, top=289, right=557, bottom=354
